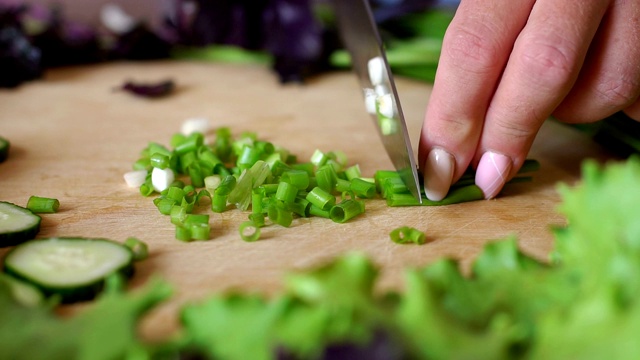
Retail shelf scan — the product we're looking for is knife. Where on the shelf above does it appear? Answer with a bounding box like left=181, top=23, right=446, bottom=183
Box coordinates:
left=331, top=0, right=422, bottom=203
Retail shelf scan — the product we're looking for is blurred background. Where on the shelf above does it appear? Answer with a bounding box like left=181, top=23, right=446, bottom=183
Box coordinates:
left=1, top=0, right=459, bottom=87
left=18, top=0, right=161, bottom=25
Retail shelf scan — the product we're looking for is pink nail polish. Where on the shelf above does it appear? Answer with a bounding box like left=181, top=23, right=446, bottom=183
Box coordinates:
left=475, top=151, right=512, bottom=199
left=423, top=148, right=455, bottom=201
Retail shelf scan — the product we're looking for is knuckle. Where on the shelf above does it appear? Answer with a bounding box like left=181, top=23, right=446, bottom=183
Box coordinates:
left=433, top=115, right=476, bottom=139
left=492, top=116, right=536, bottom=141
left=594, top=77, right=640, bottom=108
left=517, top=36, right=578, bottom=88
left=444, top=24, right=503, bottom=74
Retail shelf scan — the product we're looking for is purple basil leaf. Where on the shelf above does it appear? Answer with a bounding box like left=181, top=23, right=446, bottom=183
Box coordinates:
left=108, top=23, right=172, bottom=60
left=30, top=6, right=103, bottom=67
left=119, top=79, right=176, bottom=98
left=262, top=0, right=326, bottom=82
left=0, top=3, right=43, bottom=87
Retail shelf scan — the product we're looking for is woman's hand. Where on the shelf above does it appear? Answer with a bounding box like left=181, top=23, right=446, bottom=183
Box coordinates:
left=419, top=0, right=640, bottom=200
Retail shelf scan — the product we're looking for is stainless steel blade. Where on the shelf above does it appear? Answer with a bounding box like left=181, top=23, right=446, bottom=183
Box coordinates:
left=332, top=0, right=422, bottom=203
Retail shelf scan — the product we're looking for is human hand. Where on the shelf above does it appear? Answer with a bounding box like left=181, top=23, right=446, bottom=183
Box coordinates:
left=418, top=0, right=640, bottom=201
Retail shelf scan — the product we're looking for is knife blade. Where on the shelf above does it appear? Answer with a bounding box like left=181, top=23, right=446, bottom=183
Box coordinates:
left=331, top=0, right=422, bottom=203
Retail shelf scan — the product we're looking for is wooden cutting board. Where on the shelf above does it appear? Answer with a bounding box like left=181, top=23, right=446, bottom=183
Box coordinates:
left=0, top=60, right=615, bottom=340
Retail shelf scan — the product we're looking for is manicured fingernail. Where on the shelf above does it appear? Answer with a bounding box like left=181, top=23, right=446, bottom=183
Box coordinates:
left=423, top=148, right=455, bottom=201
left=475, top=151, right=512, bottom=199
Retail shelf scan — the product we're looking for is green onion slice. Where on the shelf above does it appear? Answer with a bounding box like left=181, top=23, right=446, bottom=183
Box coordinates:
left=26, top=196, right=60, bottom=214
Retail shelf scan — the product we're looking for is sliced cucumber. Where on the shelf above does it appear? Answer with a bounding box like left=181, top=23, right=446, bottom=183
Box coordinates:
left=3, top=237, right=135, bottom=303
left=0, top=136, right=9, bottom=162
left=0, top=201, right=41, bottom=247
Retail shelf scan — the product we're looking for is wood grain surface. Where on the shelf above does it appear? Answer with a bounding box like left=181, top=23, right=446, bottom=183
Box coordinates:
left=0, top=61, right=614, bottom=340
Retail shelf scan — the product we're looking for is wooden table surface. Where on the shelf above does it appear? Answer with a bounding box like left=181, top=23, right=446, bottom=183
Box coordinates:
left=0, top=60, right=614, bottom=340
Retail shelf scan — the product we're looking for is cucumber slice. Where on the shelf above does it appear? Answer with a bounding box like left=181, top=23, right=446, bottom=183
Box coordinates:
left=3, top=237, right=135, bottom=303
left=0, top=201, right=41, bottom=247
left=0, top=136, right=9, bottom=162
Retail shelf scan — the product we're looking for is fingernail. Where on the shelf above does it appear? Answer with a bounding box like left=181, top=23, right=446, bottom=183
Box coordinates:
left=423, top=148, right=455, bottom=201
left=475, top=151, right=512, bottom=199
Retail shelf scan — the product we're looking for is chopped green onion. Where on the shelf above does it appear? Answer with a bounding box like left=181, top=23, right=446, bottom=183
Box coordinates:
left=387, top=185, right=485, bottom=207
left=293, top=198, right=311, bottom=217
left=155, top=198, right=176, bottom=215
left=261, top=183, right=279, bottom=195
left=252, top=187, right=266, bottom=215
left=268, top=202, right=293, bottom=227
left=166, top=186, right=186, bottom=203
left=344, top=164, right=362, bottom=180
left=239, top=221, right=261, bottom=242
left=0, top=136, right=10, bottom=163
left=124, top=237, right=149, bottom=260
left=335, top=178, right=351, bottom=193
left=181, top=117, right=211, bottom=136
left=148, top=142, right=172, bottom=157
left=310, top=149, right=329, bottom=167
left=139, top=182, right=154, bottom=197
left=389, top=226, right=426, bottom=245
left=204, top=175, right=222, bottom=193
left=179, top=151, right=197, bottom=174
left=151, top=167, right=175, bottom=192
left=198, top=148, right=223, bottom=168
left=175, top=225, right=192, bottom=242
left=170, top=205, right=188, bottom=225
left=213, top=127, right=233, bottom=162
left=328, top=150, right=348, bottom=168
left=305, top=187, right=336, bottom=211
left=519, top=159, right=541, bottom=173
left=315, top=165, right=338, bottom=193
left=329, top=199, right=365, bottom=223
left=237, top=145, right=262, bottom=170
left=281, top=170, right=310, bottom=190
left=130, top=124, right=540, bottom=245
left=188, top=162, right=206, bottom=188
left=185, top=214, right=209, bottom=226
left=132, top=158, right=151, bottom=171
left=374, top=170, right=400, bottom=195
left=290, top=162, right=315, bottom=176
left=190, top=222, right=211, bottom=240
left=175, top=132, right=204, bottom=156
left=255, top=140, right=275, bottom=155
left=26, top=196, right=60, bottom=213
left=350, top=178, right=377, bottom=199
left=170, top=133, right=187, bottom=148
left=382, top=177, right=410, bottom=196
left=248, top=213, right=266, bottom=228
left=150, top=153, right=170, bottom=169
left=270, top=159, right=292, bottom=177
left=124, top=170, right=148, bottom=188
left=211, top=192, right=229, bottom=213
left=275, top=181, right=298, bottom=204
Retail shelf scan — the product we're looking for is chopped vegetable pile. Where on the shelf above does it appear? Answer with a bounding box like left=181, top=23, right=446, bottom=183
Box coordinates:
left=1, top=156, right=640, bottom=358
left=127, top=122, right=538, bottom=242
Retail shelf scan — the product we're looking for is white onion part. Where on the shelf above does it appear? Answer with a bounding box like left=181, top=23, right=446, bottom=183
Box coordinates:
left=100, top=3, right=137, bottom=35
left=363, top=88, right=377, bottom=115
left=377, top=94, right=395, bottom=119
left=181, top=117, right=211, bottom=136
left=123, top=170, right=148, bottom=188
left=374, top=84, right=389, bottom=97
left=151, top=167, right=175, bottom=192
left=367, top=56, right=387, bottom=86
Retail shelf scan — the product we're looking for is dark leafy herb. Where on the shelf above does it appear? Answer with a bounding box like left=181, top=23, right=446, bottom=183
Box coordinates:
left=29, top=6, right=103, bottom=67
left=119, top=79, right=176, bottom=98
left=0, top=4, right=42, bottom=87
left=108, top=23, right=172, bottom=61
